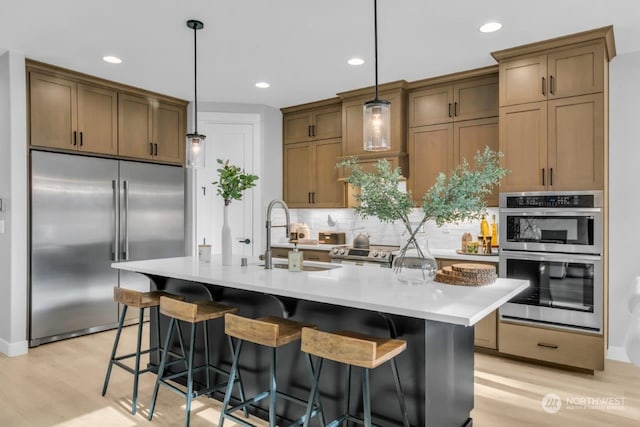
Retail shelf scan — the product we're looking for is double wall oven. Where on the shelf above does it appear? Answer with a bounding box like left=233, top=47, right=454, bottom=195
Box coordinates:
left=499, top=191, right=603, bottom=333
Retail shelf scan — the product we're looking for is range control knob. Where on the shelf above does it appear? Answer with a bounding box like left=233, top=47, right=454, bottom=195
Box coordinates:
left=331, top=248, right=339, bottom=254
left=339, top=248, right=346, bottom=255
left=379, top=251, right=388, bottom=259
left=371, top=250, right=379, bottom=257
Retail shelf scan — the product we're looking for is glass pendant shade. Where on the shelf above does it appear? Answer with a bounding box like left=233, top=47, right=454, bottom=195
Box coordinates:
left=363, top=99, right=391, bottom=151
left=186, top=133, right=206, bottom=169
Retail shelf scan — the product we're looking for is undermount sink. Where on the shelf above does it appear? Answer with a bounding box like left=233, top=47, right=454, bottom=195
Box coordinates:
left=260, top=262, right=341, bottom=272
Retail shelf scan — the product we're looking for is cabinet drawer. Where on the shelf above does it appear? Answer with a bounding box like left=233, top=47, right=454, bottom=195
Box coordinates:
left=499, top=322, right=604, bottom=370
left=270, top=247, right=331, bottom=263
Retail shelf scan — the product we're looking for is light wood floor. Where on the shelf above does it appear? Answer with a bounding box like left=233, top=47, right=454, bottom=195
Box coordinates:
left=1, top=326, right=639, bottom=426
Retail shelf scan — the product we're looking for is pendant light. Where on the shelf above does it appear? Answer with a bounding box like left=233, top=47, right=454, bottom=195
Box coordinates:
left=186, top=19, right=206, bottom=168
left=363, top=0, right=390, bottom=152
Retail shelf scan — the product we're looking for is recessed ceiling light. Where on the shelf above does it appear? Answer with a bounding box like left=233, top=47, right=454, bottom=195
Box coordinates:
left=102, top=55, right=122, bottom=64
left=479, top=22, right=502, bottom=33
left=348, top=58, right=365, bottom=66
left=255, top=82, right=270, bottom=89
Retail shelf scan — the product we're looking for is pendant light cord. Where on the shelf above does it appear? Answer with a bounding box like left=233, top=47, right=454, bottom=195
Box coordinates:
left=193, top=25, right=199, bottom=134
left=374, top=0, right=379, bottom=101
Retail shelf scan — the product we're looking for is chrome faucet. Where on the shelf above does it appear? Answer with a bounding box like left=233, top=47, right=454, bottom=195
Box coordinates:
left=264, top=199, right=290, bottom=269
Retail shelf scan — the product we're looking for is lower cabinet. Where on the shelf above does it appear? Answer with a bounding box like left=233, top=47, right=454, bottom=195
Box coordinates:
left=436, top=257, right=498, bottom=349
left=498, top=321, right=604, bottom=371
left=271, top=247, right=331, bottom=263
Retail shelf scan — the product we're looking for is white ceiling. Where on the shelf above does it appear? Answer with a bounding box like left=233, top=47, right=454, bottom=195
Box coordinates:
left=1, top=1, right=639, bottom=109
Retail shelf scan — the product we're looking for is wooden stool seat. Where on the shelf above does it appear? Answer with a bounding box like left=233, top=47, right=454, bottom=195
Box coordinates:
left=225, top=314, right=316, bottom=347
left=159, top=296, right=238, bottom=323
left=301, top=328, right=407, bottom=369
left=113, top=288, right=185, bottom=308
left=301, top=328, right=410, bottom=427
left=219, top=314, right=324, bottom=427
left=102, top=287, right=186, bottom=416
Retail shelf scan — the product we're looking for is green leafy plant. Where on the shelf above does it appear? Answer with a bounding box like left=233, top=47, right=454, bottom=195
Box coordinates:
left=338, top=147, right=508, bottom=257
left=212, top=159, right=259, bottom=206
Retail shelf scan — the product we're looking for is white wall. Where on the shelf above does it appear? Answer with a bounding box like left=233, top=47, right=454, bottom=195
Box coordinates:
left=0, top=50, right=28, bottom=357
left=608, top=50, right=640, bottom=361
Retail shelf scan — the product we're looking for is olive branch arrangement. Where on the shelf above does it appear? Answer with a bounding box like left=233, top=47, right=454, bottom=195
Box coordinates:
left=338, top=147, right=508, bottom=268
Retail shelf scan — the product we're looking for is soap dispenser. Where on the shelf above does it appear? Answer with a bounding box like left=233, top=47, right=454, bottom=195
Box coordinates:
left=288, top=245, right=303, bottom=272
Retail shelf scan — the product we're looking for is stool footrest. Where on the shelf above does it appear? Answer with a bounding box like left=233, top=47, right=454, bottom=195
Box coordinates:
left=112, top=360, right=155, bottom=376
left=224, top=389, right=323, bottom=426
left=326, top=414, right=384, bottom=427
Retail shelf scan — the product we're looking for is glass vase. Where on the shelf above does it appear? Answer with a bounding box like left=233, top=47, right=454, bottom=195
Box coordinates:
left=393, top=225, right=438, bottom=285
left=221, top=204, right=232, bottom=266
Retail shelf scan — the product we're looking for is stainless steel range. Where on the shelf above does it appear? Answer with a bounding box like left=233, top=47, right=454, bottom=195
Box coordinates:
left=329, top=245, right=399, bottom=267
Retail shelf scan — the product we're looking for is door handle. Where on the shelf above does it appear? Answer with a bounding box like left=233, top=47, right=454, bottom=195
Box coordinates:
left=79, top=132, right=83, bottom=147
left=308, top=192, right=311, bottom=204
left=454, top=101, right=458, bottom=116
left=238, top=238, right=251, bottom=244
left=112, top=180, right=119, bottom=262
left=542, top=168, right=545, bottom=186
left=311, top=125, right=315, bottom=137
left=550, top=75, right=555, bottom=95
left=73, top=131, right=77, bottom=146
left=123, top=180, right=129, bottom=261
left=312, top=192, right=316, bottom=204
left=308, top=126, right=312, bottom=137
left=542, top=77, right=546, bottom=96
left=448, top=103, right=452, bottom=118
left=149, top=142, right=153, bottom=155
left=550, top=168, right=553, bottom=186
left=154, top=143, right=158, bottom=156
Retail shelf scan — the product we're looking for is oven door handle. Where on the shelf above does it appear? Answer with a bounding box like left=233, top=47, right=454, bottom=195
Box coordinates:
left=499, top=250, right=602, bottom=262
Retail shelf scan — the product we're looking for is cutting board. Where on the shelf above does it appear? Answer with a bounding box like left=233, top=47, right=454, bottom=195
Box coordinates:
left=435, top=263, right=497, bottom=286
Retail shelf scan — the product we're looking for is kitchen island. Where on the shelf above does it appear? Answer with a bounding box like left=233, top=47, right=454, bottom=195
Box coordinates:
left=112, top=256, right=527, bottom=426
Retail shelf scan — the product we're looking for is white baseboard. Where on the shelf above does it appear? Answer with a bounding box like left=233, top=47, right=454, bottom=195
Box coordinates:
left=0, top=338, right=28, bottom=357
left=607, top=346, right=631, bottom=363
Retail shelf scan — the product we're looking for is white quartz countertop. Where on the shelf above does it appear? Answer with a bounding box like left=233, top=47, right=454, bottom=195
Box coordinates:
left=271, top=243, right=336, bottom=251
left=113, top=256, right=525, bottom=326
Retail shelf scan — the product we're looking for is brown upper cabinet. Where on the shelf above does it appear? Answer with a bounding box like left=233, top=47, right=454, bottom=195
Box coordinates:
left=409, top=75, right=498, bottom=127
left=283, top=102, right=341, bottom=144
left=283, top=138, right=344, bottom=208
left=29, top=71, right=117, bottom=155
left=493, top=27, right=614, bottom=192
left=338, top=82, right=407, bottom=158
left=118, top=93, right=185, bottom=165
left=27, top=60, right=188, bottom=166
left=493, top=26, right=615, bottom=107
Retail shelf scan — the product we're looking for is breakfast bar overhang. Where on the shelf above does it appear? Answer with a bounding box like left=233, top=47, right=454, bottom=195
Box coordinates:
left=112, top=256, right=528, bottom=427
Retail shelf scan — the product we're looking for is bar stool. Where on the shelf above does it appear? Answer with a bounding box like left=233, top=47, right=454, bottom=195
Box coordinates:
left=148, top=297, right=247, bottom=427
left=101, top=288, right=185, bottom=415
left=218, top=313, right=325, bottom=427
left=301, top=328, right=411, bottom=427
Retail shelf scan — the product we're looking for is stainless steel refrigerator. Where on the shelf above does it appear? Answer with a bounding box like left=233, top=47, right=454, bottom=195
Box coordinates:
left=30, top=151, right=185, bottom=347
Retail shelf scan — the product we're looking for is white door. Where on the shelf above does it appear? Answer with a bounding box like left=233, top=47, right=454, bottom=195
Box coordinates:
left=196, top=113, right=261, bottom=259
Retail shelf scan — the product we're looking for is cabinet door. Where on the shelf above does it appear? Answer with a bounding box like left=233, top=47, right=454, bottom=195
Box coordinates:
left=499, top=55, right=547, bottom=106
left=547, top=93, right=604, bottom=190
left=118, top=93, right=153, bottom=159
left=499, top=102, right=548, bottom=192
left=283, top=143, right=313, bottom=207
left=153, top=101, right=185, bottom=165
left=548, top=43, right=605, bottom=100
left=77, top=84, right=117, bottom=155
left=313, top=139, right=344, bottom=207
left=29, top=72, right=77, bottom=150
left=453, top=76, right=498, bottom=122
left=408, top=124, right=453, bottom=204
left=453, top=117, right=499, bottom=206
left=312, top=106, right=342, bottom=140
left=283, top=111, right=312, bottom=144
left=409, top=84, right=453, bottom=127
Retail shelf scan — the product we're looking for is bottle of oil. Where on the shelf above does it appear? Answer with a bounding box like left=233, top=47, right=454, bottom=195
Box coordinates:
left=491, top=214, right=498, bottom=246
left=480, top=215, right=489, bottom=237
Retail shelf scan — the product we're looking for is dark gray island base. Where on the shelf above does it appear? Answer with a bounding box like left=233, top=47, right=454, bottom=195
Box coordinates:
left=147, top=274, right=474, bottom=427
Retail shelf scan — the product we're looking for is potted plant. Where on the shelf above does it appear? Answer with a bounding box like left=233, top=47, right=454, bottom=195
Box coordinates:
left=339, top=147, right=508, bottom=284
left=212, top=159, right=258, bottom=265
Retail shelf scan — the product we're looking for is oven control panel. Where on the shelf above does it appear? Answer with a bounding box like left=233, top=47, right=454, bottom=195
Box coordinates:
left=505, top=194, right=596, bottom=208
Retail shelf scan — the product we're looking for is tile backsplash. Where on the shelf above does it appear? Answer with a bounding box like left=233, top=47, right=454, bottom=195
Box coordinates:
left=270, top=207, right=499, bottom=250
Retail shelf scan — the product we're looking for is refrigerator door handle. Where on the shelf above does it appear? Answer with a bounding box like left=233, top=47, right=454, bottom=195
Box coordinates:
left=112, top=180, right=119, bottom=261
left=123, top=180, right=130, bottom=261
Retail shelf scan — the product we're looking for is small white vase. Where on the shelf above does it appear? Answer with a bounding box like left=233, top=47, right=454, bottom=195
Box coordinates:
left=221, top=204, right=232, bottom=266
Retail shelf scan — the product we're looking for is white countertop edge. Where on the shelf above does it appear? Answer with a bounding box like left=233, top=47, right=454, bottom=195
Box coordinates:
left=112, top=256, right=527, bottom=327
